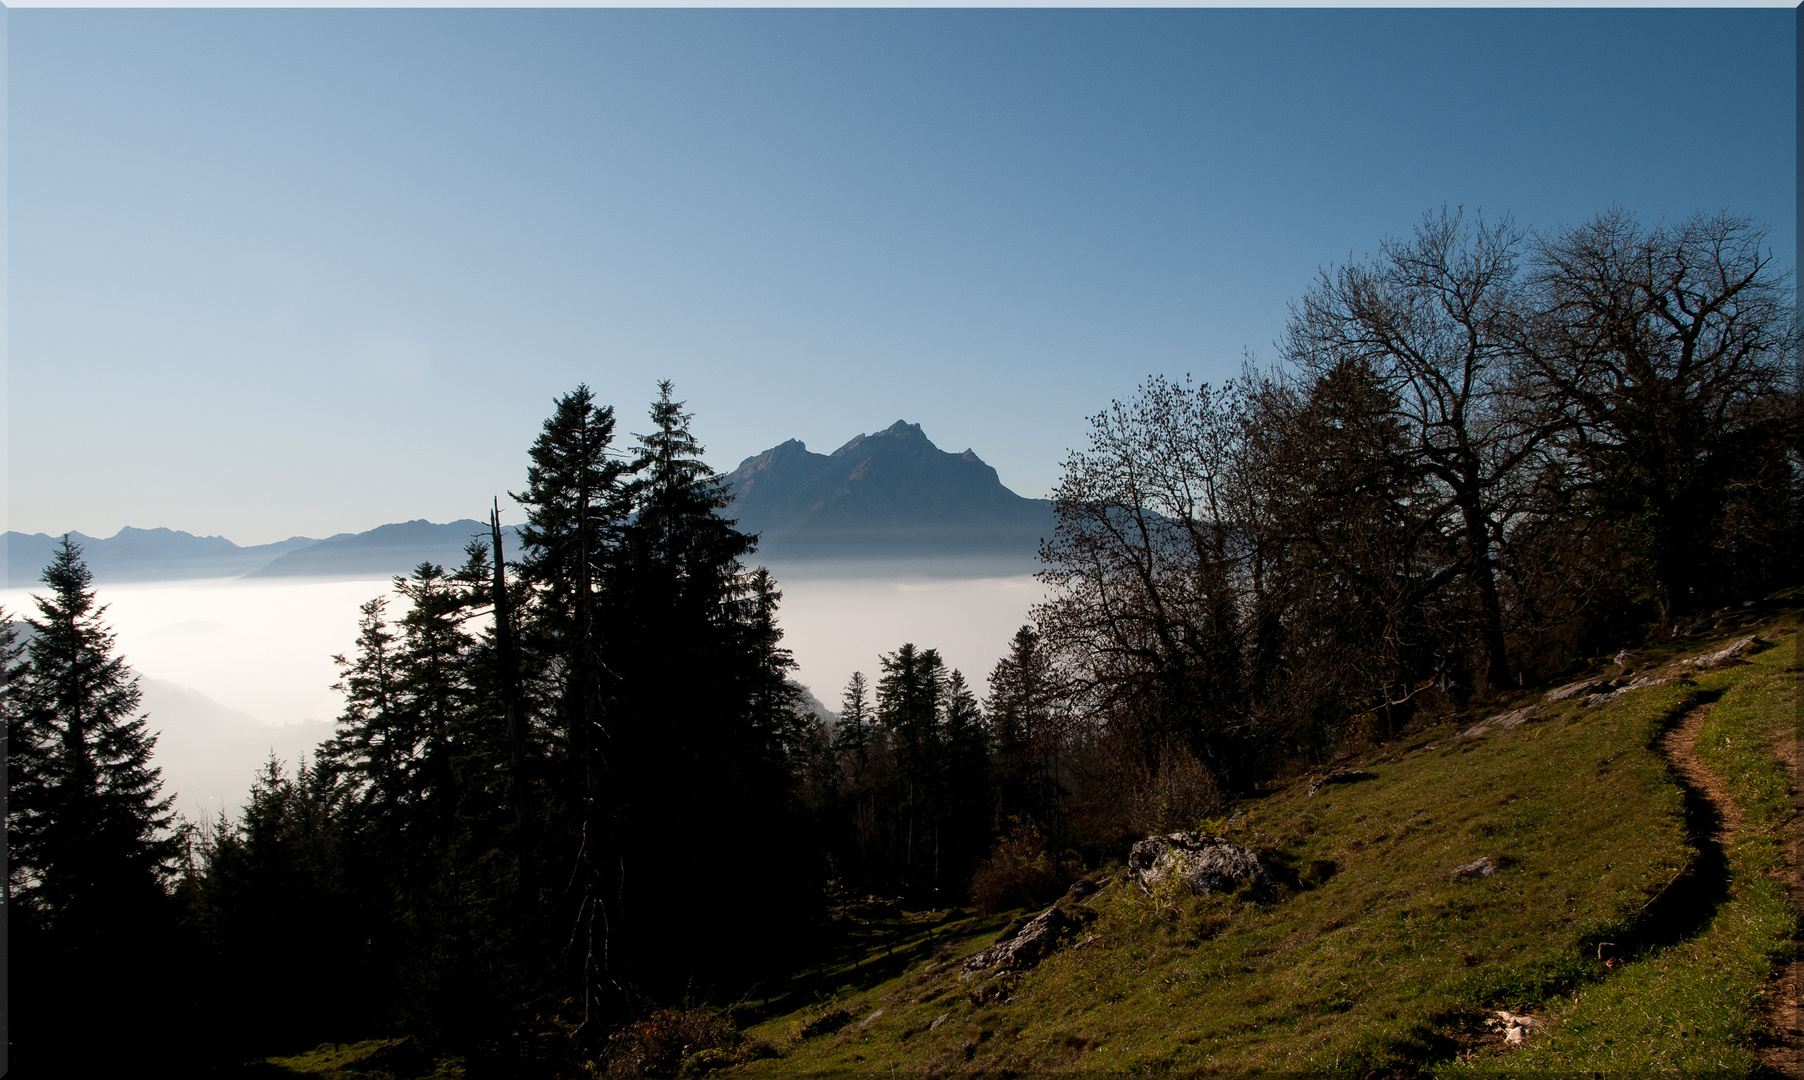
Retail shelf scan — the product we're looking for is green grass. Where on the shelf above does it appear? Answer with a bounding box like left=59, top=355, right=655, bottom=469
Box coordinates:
left=729, top=609, right=1801, bottom=1077
left=262, top=1037, right=465, bottom=1079
left=1468, top=617, right=1800, bottom=1076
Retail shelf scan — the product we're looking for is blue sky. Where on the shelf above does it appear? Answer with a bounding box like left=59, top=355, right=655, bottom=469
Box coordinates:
left=9, top=8, right=1796, bottom=545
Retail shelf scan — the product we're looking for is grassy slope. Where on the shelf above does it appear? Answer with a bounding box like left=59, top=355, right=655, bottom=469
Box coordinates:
left=1468, top=617, right=1801, bottom=1076
left=262, top=1038, right=465, bottom=1079
left=736, top=607, right=1800, bottom=1077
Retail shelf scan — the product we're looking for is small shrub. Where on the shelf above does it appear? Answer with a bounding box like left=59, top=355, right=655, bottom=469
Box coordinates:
left=732, top=1039, right=779, bottom=1064
left=1127, top=746, right=1224, bottom=835
left=970, top=824, right=1070, bottom=914
left=602, top=1007, right=737, bottom=1080
left=790, top=1008, right=852, bottom=1041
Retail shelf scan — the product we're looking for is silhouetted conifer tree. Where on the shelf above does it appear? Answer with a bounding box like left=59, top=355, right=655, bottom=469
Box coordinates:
left=940, top=668, right=993, bottom=891
left=605, top=382, right=815, bottom=992
left=836, top=671, right=872, bottom=767
left=877, top=644, right=946, bottom=894
left=5, top=538, right=182, bottom=1064
left=985, top=625, right=1056, bottom=832
left=829, top=670, right=890, bottom=888
left=512, top=384, right=631, bottom=1022
left=185, top=754, right=376, bottom=1056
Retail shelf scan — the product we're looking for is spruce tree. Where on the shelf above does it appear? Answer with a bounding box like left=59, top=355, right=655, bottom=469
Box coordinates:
left=321, top=597, right=402, bottom=810
left=389, top=562, right=480, bottom=854
left=611, top=381, right=812, bottom=989
left=185, top=754, right=376, bottom=1055
left=624, top=380, right=755, bottom=598
left=2, top=607, right=26, bottom=914
left=829, top=670, right=885, bottom=890
left=513, top=382, right=629, bottom=831
left=940, top=669, right=993, bottom=895
left=7, top=537, right=178, bottom=926
left=835, top=671, right=872, bottom=768
left=876, top=644, right=946, bottom=893
left=512, top=385, right=631, bottom=1020
left=6, top=538, right=182, bottom=1062
left=984, top=625, right=1060, bottom=833
left=742, top=567, right=805, bottom=757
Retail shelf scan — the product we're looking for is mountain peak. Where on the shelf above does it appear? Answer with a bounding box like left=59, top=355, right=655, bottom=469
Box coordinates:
left=721, top=422, right=1051, bottom=561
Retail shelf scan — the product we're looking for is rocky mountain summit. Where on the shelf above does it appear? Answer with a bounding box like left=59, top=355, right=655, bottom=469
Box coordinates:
left=723, top=421, right=1053, bottom=563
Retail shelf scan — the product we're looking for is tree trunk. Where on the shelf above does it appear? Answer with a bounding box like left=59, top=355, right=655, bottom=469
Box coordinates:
left=1459, top=496, right=1512, bottom=695
left=490, top=503, right=530, bottom=844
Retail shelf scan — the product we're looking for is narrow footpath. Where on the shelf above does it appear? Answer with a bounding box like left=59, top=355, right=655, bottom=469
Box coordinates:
left=1659, top=703, right=1740, bottom=850
left=1659, top=701, right=1803, bottom=1078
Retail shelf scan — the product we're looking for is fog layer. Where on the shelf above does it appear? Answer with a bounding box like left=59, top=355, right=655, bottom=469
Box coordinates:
left=1, top=568, right=1045, bottom=815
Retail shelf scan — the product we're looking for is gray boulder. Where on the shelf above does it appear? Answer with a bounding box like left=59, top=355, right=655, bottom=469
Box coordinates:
left=1127, top=832, right=1265, bottom=895
left=1548, top=678, right=1614, bottom=702
left=1451, top=855, right=1498, bottom=879
left=960, top=904, right=1076, bottom=978
left=1307, top=769, right=1374, bottom=796
left=1461, top=707, right=1538, bottom=739
left=1687, top=635, right=1760, bottom=670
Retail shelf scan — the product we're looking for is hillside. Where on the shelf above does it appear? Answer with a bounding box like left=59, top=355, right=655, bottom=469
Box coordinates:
left=566, top=601, right=1799, bottom=1078
left=256, top=600, right=1800, bottom=1079
left=724, top=421, right=1053, bottom=566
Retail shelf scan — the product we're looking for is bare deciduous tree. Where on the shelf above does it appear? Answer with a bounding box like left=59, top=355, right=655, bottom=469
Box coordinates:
left=1526, top=210, right=1798, bottom=623
left=1283, top=209, right=1550, bottom=693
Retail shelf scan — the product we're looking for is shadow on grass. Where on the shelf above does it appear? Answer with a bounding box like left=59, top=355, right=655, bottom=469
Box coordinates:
left=1605, top=690, right=1733, bottom=962
left=731, top=908, right=1012, bottom=1028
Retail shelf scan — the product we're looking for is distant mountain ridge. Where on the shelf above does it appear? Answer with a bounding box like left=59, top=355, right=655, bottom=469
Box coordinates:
left=6, top=422, right=1050, bottom=585
left=723, top=420, right=1053, bottom=565
left=243, top=519, right=519, bottom=579
left=2, top=527, right=319, bottom=587
left=3, top=521, right=518, bottom=587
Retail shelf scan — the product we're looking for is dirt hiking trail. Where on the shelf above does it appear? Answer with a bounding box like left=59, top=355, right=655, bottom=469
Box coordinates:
left=1660, top=700, right=1802, bottom=1078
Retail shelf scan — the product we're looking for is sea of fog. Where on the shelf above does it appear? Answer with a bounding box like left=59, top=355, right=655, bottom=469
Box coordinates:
left=1, top=566, right=1045, bottom=818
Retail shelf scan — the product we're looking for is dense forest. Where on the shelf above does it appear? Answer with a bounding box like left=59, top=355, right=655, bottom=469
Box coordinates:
left=5, top=209, right=1798, bottom=1074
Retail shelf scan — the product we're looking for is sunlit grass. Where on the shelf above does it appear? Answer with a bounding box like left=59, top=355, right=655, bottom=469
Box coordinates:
left=736, top=609, right=1800, bottom=1077
left=263, top=1037, right=464, bottom=1079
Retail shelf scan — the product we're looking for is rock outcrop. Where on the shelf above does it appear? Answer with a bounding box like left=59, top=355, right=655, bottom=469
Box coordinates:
left=1593, top=674, right=1671, bottom=705
left=1548, top=678, right=1612, bottom=702
left=1462, top=707, right=1538, bottom=738
left=960, top=904, right=1079, bottom=978
left=1451, top=855, right=1499, bottom=879
left=1490, top=1010, right=1542, bottom=1045
left=960, top=878, right=1108, bottom=980
left=1307, top=769, right=1374, bottom=796
left=1687, top=635, right=1760, bottom=670
left=1127, top=833, right=1265, bottom=895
